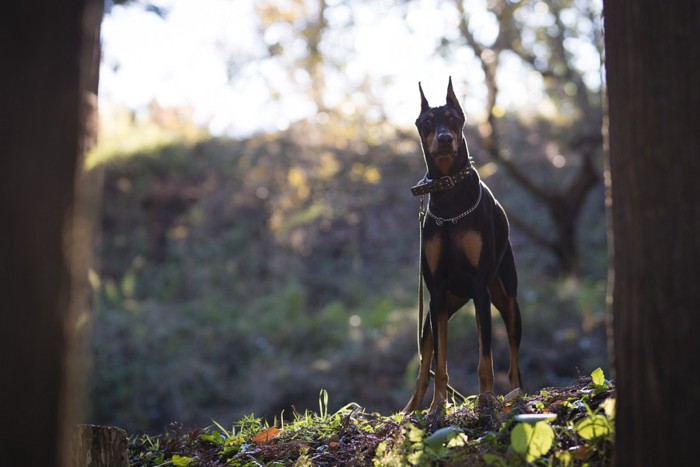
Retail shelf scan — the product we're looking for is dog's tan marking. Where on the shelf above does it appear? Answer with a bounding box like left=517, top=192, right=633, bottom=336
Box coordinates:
left=424, top=235, right=442, bottom=274
left=477, top=352, right=495, bottom=393
left=459, top=230, right=482, bottom=268
left=429, top=308, right=450, bottom=414
left=433, top=155, right=454, bottom=175
left=474, top=306, right=495, bottom=394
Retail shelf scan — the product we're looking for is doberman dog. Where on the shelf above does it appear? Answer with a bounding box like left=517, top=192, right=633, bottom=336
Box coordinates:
left=403, top=78, right=523, bottom=415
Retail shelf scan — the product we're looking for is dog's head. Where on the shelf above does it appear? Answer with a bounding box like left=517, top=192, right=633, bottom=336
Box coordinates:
left=415, top=77, right=467, bottom=177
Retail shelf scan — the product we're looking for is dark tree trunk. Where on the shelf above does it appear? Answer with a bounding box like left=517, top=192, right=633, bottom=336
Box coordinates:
left=0, top=1, right=102, bottom=466
left=604, top=1, right=700, bottom=466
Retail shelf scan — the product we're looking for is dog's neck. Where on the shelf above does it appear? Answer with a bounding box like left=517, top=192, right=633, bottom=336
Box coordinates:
left=424, top=137, right=472, bottom=180
left=428, top=169, right=481, bottom=219
left=425, top=139, right=481, bottom=218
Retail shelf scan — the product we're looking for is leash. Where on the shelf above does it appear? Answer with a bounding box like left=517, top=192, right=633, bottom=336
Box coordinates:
left=415, top=195, right=468, bottom=405
left=416, top=196, right=426, bottom=368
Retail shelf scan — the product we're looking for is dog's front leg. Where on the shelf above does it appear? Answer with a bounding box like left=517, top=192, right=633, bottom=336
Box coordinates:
left=403, top=317, right=433, bottom=412
left=474, top=288, right=495, bottom=396
left=428, top=297, right=449, bottom=415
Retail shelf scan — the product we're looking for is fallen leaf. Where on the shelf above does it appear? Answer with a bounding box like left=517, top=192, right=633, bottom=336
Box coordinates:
left=505, top=387, right=523, bottom=402
left=252, top=427, right=280, bottom=444
left=569, top=445, right=592, bottom=460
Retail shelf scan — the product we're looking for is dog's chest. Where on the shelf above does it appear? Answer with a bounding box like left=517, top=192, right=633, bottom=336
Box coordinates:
left=424, top=227, right=485, bottom=275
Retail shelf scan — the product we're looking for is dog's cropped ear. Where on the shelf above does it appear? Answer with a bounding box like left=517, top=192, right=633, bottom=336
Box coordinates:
left=419, top=82, right=430, bottom=113
left=446, top=76, right=464, bottom=117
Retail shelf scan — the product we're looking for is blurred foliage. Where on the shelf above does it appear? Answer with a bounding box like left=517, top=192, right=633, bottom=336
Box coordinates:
left=88, top=105, right=607, bottom=434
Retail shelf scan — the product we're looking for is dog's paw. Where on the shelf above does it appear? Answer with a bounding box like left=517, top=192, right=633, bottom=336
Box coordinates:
left=426, top=406, right=445, bottom=427
left=427, top=398, right=447, bottom=420
left=477, top=391, right=498, bottom=411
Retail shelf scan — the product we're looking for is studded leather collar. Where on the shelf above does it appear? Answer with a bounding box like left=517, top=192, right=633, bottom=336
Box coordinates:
left=410, top=165, right=472, bottom=196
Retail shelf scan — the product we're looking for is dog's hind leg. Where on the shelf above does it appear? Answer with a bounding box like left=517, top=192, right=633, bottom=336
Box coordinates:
left=490, top=243, right=523, bottom=390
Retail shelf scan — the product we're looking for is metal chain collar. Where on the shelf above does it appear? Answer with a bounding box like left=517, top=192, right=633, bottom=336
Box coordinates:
left=425, top=182, right=483, bottom=226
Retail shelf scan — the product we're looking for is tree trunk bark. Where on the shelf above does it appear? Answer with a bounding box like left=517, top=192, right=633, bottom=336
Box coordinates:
left=604, top=1, right=700, bottom=466
left=0, top=1, right=102, bottom=466
left=71, top=425, right=129, bottom=467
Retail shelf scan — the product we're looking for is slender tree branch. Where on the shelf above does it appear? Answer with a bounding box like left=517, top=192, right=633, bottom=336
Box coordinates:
left=507, top=211, right=558, bottom=252
left=450, top=0, right=603, bottom=274
left=454, top=0, right=554, bottom=203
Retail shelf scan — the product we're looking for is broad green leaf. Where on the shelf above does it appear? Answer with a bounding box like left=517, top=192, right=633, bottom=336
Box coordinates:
left=600, top=397, right=616, bottom=419
left=511, top=421, right=554, bottom=462
left=511, top=423, right=532, bottom=455
left=171, top=455, right=194, bottom=467
left=424, top=426, right=462, bottom=449
left=200, top=433, right=218, bottom=444
left=555, top=450, right=573, bottom=467
left=575, top=414, right=612, bottom=440
left=591, top=367, right=605, bottom=386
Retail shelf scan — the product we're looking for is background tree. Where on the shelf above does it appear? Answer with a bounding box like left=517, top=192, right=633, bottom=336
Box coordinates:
left=447, top=0, right=603, bottom=274
left=268, top=0, right=329, bottom=112
left=604, top=1, right=700, bottom=465
left=251, top=0, right=604, bottom=275
left=0, top=1, right=102, bottom=465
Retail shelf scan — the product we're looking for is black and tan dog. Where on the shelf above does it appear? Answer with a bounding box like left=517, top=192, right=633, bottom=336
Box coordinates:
left=403, top=78, right=522, bottom=415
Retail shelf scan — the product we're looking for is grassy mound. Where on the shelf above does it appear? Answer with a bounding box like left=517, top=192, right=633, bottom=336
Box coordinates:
left=129, top=370, right=614, bottom=466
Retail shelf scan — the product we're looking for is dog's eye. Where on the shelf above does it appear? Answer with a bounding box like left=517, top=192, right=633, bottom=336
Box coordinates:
left=447, top=113, right=462, bottom=128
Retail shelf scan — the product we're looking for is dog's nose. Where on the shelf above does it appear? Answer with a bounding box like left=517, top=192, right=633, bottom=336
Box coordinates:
left=437, top=132, right=453, bottom=144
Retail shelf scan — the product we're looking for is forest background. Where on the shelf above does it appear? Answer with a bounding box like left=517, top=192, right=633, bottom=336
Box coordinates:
left=90, top=0, right=607, bottom=434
